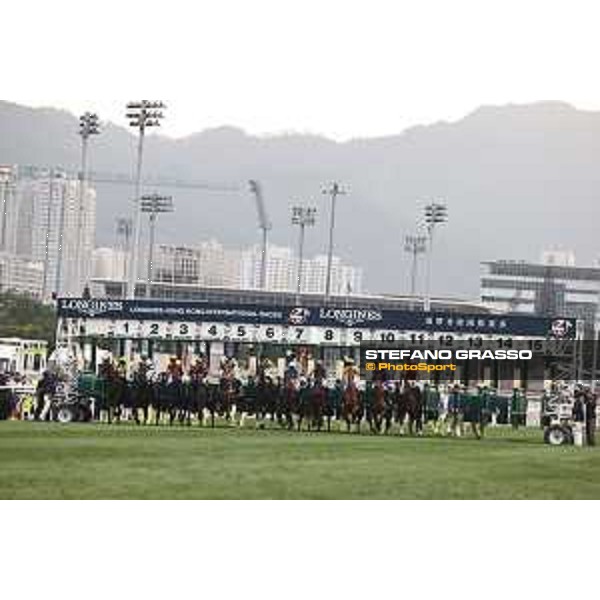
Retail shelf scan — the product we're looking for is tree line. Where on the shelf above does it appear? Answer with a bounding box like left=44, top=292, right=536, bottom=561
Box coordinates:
left=0, top=292, right=56, bottom=344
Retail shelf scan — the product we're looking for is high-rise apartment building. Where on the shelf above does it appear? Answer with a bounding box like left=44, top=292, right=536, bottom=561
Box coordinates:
left=0, top=166, right=96, bottom=299
left=240, top=244, right=363, bottom=295
left=146, top=240, right=242, bottom=288
left=0, top=166, right=19, bottom=255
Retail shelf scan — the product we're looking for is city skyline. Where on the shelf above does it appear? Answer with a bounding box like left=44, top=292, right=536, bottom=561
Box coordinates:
left=92, top=239, right=364, bottom=297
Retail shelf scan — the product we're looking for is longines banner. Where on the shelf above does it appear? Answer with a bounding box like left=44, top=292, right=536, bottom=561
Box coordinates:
left=57, top=298, right=577, bottom=338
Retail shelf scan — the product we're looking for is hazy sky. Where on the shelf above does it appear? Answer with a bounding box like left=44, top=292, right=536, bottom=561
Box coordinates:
left=3, top=0, right=600, bottom=140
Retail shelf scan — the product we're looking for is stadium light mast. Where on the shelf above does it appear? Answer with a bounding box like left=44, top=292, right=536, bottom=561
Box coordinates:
left=249, top=180, right=271, bottom=290
left=76, top=112, right=100, bottom=296
left=116, top=217, right=133, bottom=285
left=141, top=193, right=174, bottom=289
left=125, top=100, right=165, bottom=300
left=404, top=233, right=427, bottom=299
left=423, top=202, right=448, bottom=312
left=322, top=182, right=346, bottom=301
left=291, top=205, right=317, bottom=298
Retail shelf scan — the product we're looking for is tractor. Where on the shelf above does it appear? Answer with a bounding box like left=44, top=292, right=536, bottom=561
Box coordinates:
left=541, top=392, right=574, bottom=445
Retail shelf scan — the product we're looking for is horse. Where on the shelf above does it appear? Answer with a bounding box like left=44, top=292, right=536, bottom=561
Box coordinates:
left=369, top=381, right=387, bottom=434
left=236, top=377, right=257, bottom=429
left=324, top=384, right=341, bottom=433
left=188, top=367, right=209, bottom=426
left=307, top=382, right=328, bottom=432
left=398, top=383, right=423, bottom=436
left=183, top=361, right=209, bottom=426
left=369, top=381, right=394, bottom=434
left=211, top=376, right=238, bottom=426
left=131, top=364, right=153, bottom=425
left=151, top=373, right=170, bottom=426
left=254, top=377, right=269, bottom=426
left=341, top=382, right=362, bottom=433
left=165, top=375, right=184, bottom=426
left=279, top=377, right=299, bottom=430
left=98, top=359, right=122, bottom=424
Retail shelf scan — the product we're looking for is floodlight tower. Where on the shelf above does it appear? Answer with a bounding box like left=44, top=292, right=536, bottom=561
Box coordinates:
left=322, top=182, right=346, bottom=301
left=404, top=233, right=428, bottom=298
left=76, top=112, right=100, bottom=295
left=249, top=180, right=271, bottom=290
left=423, top=202, right=448, bottom=312
left=291, top=205, right=317, bottom=296
left=116, top=217, right=133, bottom=250
left=141, top=193, right=174, bottom=286
left=125, top=100, right=165, bottom=299
left=116, top=217, right=132, bottom=286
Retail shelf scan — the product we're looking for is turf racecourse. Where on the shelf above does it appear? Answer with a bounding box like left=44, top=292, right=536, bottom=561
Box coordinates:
left=0, top=421, right=599, bottom=499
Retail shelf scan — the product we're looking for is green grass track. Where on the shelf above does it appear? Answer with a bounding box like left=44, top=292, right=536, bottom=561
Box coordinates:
left=0, top=421, right=598, bottom=499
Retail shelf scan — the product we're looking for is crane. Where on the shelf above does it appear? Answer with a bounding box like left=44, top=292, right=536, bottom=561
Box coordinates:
left=17, top=165, right=239, bottom=192
left=248, top=179, right=271, bottom=290
left=15, top=165, right=272, bottom=291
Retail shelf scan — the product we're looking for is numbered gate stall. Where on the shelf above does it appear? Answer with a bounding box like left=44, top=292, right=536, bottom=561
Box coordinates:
left=55, top=298, right=579, bottom=391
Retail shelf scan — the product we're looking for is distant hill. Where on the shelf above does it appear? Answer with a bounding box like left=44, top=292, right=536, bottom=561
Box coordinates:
left=1, top=99, right=599, bottom=297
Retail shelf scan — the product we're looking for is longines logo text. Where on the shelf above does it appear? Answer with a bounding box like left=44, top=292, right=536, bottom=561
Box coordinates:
left=319, top=308, right=383, bottom=327
left=60, top=299, right=124, bottom=317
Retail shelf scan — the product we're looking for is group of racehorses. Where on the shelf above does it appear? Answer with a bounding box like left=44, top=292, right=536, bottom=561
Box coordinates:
left=93, top=358, right=426, bottom=435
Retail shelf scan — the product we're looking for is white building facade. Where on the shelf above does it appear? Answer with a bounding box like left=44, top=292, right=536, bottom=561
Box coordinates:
left=240, top=244, right=363, bottom=295
left=0, top=165, right=96, bottom=300
left=143, top=240, right=242, bottom=289
left=92, top=247, right=127, bottom=282
left=0, top=252, right=44, bottom=298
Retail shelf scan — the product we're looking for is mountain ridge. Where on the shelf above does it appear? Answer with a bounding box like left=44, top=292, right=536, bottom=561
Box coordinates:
left=1, top=99, right=598, bottom=297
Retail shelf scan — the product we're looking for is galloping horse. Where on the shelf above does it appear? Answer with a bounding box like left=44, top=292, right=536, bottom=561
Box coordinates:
left=188, top=359, right=209, bottom=426
left=340, top=359, right=361, bottom=433
left=307, top=382, right=328, bottom=431
left=207, top=357, right=240, bottom=426
left=279, top=376, right=299, bottom=430
left=341, top=381, right=362, bottom=433
left=398, top=382, right=423, bottom=435
left=131, top=360, right=154, bottom=425
left=370, top=380, right=387, bottom=434
left=213, top=375, right=238, bottom=426
left=98, top=358, right=121, bottom=424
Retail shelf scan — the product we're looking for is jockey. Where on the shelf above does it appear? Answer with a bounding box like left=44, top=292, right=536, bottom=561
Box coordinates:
left=299, top=376, right=311, bottom=409
left=134, top=356, right=154, bottom=383
left=98, top=356, right=114, bottom=379
left=312, top=359, right=327, bottom=385
left=189, top=355, right=208, bottom=381
left=284, top=350, right=301, bottom=383
left=342, top=356, right=359, bottom=389
left=330, top=379, right=344, bottom=419
left=116, top=357, right=128, bottom=379
left=220, top=354, right=238, bottom=381
left=167, top=356, right=183, bottom=382
left=257, top=357, right=274, bottom=383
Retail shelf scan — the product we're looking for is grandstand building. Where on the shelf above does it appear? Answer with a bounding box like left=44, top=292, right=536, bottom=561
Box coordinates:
left=89, top=276, right=487, bottom=314
left=480, top=251, right=600, bottom=336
